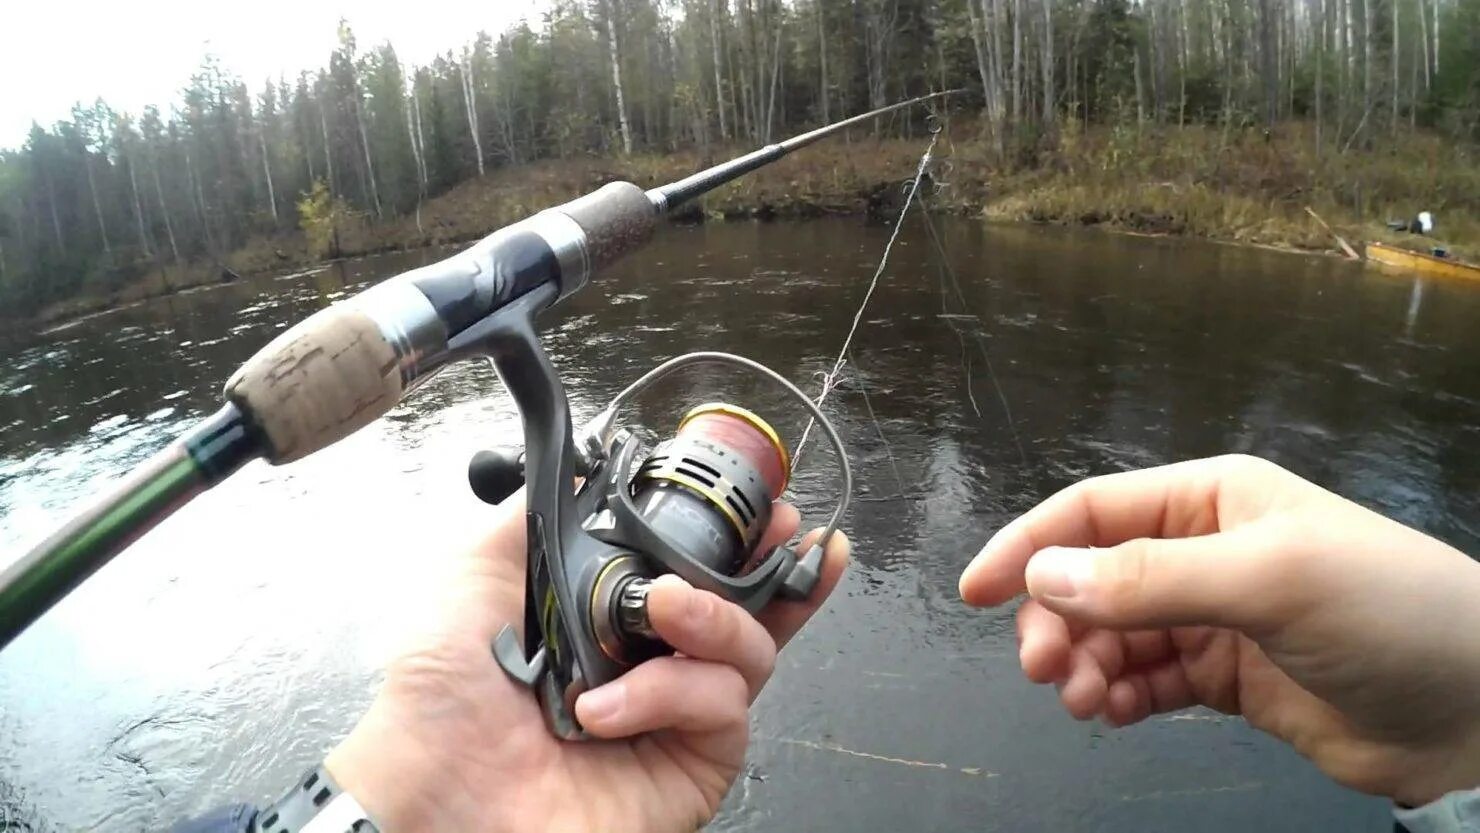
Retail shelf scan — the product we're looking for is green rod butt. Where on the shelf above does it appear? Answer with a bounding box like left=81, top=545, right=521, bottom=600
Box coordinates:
left=0, top=404, right=259, bottom=649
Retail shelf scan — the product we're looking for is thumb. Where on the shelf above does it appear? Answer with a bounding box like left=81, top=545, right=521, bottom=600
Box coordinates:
left=1024, top=527, right=1290, bottom=631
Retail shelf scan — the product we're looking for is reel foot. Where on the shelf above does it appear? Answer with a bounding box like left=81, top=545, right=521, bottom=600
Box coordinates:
left=493, top=625, right=546, bottom=688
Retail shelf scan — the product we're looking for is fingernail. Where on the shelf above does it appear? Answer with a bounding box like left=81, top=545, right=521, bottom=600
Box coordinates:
left=958, top=556, right=985, bottom=600
left=686, top=590, right=714, bottom=628
left=579, top=682, right=626, bottom=723
left=1026, top=547, right=1095, bottom=601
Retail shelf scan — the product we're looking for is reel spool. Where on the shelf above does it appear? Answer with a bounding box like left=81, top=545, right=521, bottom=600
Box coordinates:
left=591, top=404, right=791, bottom=662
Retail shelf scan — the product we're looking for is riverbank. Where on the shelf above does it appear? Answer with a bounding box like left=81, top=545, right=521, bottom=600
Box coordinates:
left=980, top=122, right=1480, bottom=261
left=26, top=121, right=1479, bottom=326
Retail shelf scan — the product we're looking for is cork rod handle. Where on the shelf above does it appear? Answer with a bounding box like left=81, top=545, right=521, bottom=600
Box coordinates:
left=224, top=306, right=402, bottom=464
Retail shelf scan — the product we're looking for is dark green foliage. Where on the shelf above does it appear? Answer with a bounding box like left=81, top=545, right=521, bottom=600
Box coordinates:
left=1, top=0, right=1477, bottom=317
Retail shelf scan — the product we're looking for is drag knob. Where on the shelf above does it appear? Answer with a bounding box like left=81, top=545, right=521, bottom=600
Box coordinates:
left=468, top=449, right=525, bottom=505
left=616, top=577, right=657, bottom=641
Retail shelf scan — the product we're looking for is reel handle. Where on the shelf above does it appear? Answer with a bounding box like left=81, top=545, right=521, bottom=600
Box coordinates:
left=468, top=449, right=525, bottom=505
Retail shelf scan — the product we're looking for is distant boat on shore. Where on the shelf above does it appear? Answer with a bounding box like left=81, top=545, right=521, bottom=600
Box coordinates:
left=1366, top=242, right=1480, bottom=282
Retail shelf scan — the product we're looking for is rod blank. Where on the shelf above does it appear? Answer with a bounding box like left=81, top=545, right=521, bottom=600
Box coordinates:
left=646, top=90, right=963, bottom=213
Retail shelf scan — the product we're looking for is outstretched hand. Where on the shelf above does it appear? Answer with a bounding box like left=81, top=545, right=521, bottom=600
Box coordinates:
left=960, top=454, right=1480, bottom=807
left=326, top=493, right=849, bottom=833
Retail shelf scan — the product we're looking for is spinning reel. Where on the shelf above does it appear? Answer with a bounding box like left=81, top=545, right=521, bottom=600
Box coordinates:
left=465, top=341, right=851, bottom=739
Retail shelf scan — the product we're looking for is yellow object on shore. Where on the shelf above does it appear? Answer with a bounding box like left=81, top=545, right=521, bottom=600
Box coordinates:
left=1366, top=242, right=1480, bottom=282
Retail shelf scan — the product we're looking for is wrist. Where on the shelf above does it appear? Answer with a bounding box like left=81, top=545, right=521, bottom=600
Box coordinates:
left=324, top=724, right=448, bottom=833
left=251, top=764, right=379, bottom=833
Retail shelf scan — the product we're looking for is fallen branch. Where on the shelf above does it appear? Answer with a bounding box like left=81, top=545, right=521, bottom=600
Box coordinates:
left=1305, top=206, right=1361, bottom=260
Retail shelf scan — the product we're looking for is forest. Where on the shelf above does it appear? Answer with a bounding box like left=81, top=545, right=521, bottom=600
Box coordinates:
left=1, top=0, right=1478, bottom=319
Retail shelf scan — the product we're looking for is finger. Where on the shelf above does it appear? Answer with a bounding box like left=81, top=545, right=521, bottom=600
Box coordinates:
left=576, top=656, right=749, bottom=739
left=959, top=456, right=1261, bottom=607
left=1122, top=630, right=1174, bottom=667
left=441, top=489, right=530, bottom=635
left=755, top=502, right=802, bottom=558
left=1016, top=600, right=1072, bottom=683
left=1022, top=523, right=1289, bottom=630
left=471, top=487, right=529, bottom=562
left=1103, top=676, right=1153, bottom=727
left=756, top=527, right=851, bottom=649
left=1074, top=630, right=1127, bottom=682
left=1058, top=646, right=1108, bottom=720
left=1144, top=661, right=1196, bottom=714
left=645, top=574, right=778, bottom=699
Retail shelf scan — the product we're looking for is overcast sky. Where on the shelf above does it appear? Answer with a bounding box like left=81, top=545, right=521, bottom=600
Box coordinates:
left=1, top=1, right=547, bottom=151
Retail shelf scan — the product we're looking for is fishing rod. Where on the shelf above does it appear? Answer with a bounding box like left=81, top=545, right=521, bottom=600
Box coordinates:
left=0, top=89, right=959, bottom=737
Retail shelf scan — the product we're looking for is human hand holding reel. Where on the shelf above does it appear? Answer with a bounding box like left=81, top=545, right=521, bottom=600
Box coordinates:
left=463, top=335, right=851, bottom=738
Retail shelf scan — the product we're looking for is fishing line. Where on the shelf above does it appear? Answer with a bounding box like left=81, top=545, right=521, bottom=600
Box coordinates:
left=792, top=129, right=940, bottom=472
left=917, top=190, right=1030, bottom=470
left=847, top=346, right=909, bottom=497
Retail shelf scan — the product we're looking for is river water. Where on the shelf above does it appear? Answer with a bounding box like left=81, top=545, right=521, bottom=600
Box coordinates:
left=1, top=217, right=1476, bottom=831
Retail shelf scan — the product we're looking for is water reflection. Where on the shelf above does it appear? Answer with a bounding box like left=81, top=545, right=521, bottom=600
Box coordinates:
left=2, top=218, right=1476, bottom=831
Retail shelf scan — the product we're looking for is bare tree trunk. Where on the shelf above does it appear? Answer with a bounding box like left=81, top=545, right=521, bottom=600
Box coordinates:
left=301, top=108, right=316, bottom=185
left=816, top=0, right=829, bottom=123
left=1149, top=1, right=1162, bottom=120
left=1288, top=1, right=1298, bottom=118
left=1042, top=0, right=1054, bottom=126
left=1410, top=20, right=1419, bottom=127
left=723, top=8, right=743, bottom=141
left=713, top=0, right=732, bottom=139
left=1363, top=0, right=1374, bottom=146
left=602, top=0, right=634, bottom=155
left=185, top=149, right=216, bottom=256
left=1317, top=0, right=1326, bottom=149
left=1418, top=0, right=1431, bottom=88
left=1220, top=0, right=1235, bottom=138
left=404, top=82, right=427, bottom=237
left=967, top=0, right=994, bottom=109
left=1012, top=0, right=1023, bottom=124
left=764, top=6, right=783, bottom=142
left=1258, top=0, right=1279, bottom=128
left=1179, top=0, right=1189, bottom=125
left=735, top=6, right=753, bottom=140
left=1346, top=0, right=1358, bottom=121
left=1392, top=0, right=1400, bottom=132
left=414, top=82, right=430, bottom=184
left=989, top=0, right=1008, bottom=129
left=127, top=156, right=152, bottom=257
left=751, top=1, right=766, bottom=135
left=1432, top=0, right=1439, bottom=74
left=349, top=81, right=383, bottom=219
left=1134, top=45, right=1147, bottom=125
left=862, top=0, right=891, bottom=127
left=320, top=101, right=336, bottom=194
left=151, top=159, right=180, bottom=264
left=1343, top=0, right=1355, bottom=131
left=258, top=127, right=279, bottom=223
left=84, top=155, right=112, bottom=255
left=407, top=82, right=428, bottom=187
left=44, top=169, right=63, bottom=250
left=967, top=0, right=1005, bottom=155
left=459, top=57, right=486, bottom=175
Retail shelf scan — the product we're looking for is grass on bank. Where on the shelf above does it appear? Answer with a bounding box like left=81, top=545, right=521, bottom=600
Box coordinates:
left=31, top=120, right=1480, bottom=324
left=978, top=120, right=1480, bottom=260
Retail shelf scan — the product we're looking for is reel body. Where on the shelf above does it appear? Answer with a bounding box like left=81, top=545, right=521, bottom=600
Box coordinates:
left=460, top=291, right=846, bottom=738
